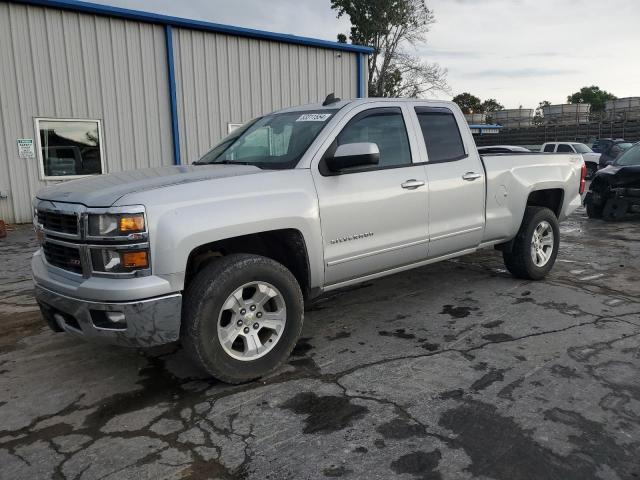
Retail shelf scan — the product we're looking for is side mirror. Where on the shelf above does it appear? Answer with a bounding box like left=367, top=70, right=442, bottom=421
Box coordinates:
left=324, top=142, right=380, bottom=172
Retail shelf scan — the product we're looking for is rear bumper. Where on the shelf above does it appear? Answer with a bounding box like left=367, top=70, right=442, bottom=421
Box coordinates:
left=35, top=284, right=182, bottom=348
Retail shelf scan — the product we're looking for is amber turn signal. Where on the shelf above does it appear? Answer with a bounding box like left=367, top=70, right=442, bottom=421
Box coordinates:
left=119, top=214, right=145, bottom=233
left=120, top=251, right=149, bottom=268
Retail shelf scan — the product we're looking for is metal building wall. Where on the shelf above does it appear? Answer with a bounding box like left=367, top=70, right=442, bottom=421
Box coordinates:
left=172, top=28, right=359, bottom=164
left=0, top=2, right=173, bottom=223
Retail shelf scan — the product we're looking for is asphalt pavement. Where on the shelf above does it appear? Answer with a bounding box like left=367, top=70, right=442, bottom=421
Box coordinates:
left=1, top=208, right=639, bottom=480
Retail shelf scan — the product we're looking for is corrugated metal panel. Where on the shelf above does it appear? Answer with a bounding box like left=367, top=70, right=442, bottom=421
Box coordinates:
left=173, top=28, right=358, bottom=164
left=0, top=3, right=173, bottom=223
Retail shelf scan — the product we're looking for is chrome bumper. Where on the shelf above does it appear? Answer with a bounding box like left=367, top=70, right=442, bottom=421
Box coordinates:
left=34, top=284, right=182, bottom=348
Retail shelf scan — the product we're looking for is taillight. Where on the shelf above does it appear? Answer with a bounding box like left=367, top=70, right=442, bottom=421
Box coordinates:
left=579, top=162, right=587, bottom=194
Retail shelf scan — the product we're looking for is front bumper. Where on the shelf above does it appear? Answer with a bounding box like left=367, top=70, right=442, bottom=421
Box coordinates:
left=35, top=284, right=182, bottom=348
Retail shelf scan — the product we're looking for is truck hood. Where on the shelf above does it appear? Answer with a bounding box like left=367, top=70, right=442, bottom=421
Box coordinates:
left=36, top=164, right=263, bottom=207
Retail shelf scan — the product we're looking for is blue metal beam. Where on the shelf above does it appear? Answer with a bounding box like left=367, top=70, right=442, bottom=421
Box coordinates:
left=356, top=53, right=367, bottom=98
left=164, top=25, right=181, bottom=166
left=13, top=0, right=374, bottom=54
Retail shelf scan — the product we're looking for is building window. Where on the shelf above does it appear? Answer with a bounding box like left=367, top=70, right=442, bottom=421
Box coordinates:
left=35, top=118, right=104, bottom=180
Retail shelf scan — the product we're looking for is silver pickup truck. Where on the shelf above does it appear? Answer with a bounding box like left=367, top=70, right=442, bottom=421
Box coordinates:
left=32, top=98, right=586, bottom=383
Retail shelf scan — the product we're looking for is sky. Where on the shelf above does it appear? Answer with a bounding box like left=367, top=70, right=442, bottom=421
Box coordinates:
left=88, top=0, right=640, bottom=109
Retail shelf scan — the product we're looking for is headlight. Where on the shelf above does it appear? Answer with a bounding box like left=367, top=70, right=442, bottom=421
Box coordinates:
left=88, top=213, right=146, bottom=237
left=91, top=248, right=150, bottom=273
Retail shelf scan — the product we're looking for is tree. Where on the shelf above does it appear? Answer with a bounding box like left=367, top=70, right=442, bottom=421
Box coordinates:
left=452, top=92, right=482, bottom=114
left=567, top=86, right=616, bottom=113
left=480, top=98, right=504, bottom=113
left=533, top=100, right=551, bottom=126
left=331, top=0, right=449, bottom=97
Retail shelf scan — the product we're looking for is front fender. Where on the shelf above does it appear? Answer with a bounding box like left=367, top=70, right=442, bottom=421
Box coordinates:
left=118, top=170, right=324, bottom=292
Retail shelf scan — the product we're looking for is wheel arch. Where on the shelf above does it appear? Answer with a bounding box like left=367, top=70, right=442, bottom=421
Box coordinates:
left=525, top=188, right=564, bottom=218
left=184, top=228, right=314, bottom=299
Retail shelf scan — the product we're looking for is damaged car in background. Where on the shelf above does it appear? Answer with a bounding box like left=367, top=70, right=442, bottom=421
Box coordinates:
left=585, top=142, right=640, bottom=220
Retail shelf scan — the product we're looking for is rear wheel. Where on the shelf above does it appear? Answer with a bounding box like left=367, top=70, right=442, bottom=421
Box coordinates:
left=182, top=254, right=304, bottom=384
left=503, top=207, right=560, bottom=280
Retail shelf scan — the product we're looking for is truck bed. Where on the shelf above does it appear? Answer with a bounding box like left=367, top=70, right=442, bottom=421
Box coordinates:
left=480, top=152, right=584, bottom=245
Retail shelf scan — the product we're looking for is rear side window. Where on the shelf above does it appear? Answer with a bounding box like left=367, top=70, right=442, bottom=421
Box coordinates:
left=557, top=144, right=573, bottom=153
left=415, top=107, right=466, bottom=163
left=543, top=144, right=556, bottom=152
left=337, top=107, right=412, bottom=168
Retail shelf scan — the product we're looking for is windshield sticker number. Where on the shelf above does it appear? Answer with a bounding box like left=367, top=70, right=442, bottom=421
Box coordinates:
left=296, top=113, right=332, bottom=122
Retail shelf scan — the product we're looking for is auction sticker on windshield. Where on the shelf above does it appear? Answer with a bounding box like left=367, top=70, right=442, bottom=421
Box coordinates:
left=296, top=113, right=332, bottom=122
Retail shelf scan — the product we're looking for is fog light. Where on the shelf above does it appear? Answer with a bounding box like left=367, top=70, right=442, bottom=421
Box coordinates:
left=106, top=312, right=126, bottom=323
left=91, top=310, right=127, bottom=330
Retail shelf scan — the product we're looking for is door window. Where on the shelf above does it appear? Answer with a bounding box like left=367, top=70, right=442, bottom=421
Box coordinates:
left=557, top=144, right=573, bottom=153
left=336, top=108, right=412, bottom=169
left=543, top=144, right=556, bottom=152
left=415, top=107, right=466, bottom=163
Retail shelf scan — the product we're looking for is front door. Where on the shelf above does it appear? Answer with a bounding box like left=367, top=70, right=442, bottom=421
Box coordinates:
left=312, top=105, right=429, bottom=286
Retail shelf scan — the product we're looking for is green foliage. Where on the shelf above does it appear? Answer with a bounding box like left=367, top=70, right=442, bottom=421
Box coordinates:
left=533, top=100, right=551, bottom=126
left=480, top=98, right=504, bottom=113
left=331, top=0, right=449, bottom=97
left=567, top=86, right=616, bottom=113
left=452, top=93, right=482, bottom=114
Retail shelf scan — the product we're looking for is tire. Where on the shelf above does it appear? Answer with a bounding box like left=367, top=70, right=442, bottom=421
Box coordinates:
left=181, top=254, right=304, bottom=384
left=585, top=163, right=597, bottom=180
left=503, top=207, right=560, bottom=280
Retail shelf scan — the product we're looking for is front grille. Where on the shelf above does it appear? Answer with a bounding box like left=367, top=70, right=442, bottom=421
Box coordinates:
left=43, top=242, right=83, bottom=274
left=37, top=210, right=79, bottom=236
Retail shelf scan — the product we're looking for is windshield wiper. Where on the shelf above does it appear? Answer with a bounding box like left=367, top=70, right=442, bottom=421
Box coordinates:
left=213, top=160, right=256, bottom=166
left=192, top=160, right=255, bottom=166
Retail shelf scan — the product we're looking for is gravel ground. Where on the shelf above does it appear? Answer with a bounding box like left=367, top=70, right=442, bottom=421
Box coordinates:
left=0, top=208, right=639, bottom=480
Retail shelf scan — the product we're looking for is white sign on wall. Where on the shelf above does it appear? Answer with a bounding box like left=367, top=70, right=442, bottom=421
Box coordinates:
left=17, top=139, right=35, bottom=159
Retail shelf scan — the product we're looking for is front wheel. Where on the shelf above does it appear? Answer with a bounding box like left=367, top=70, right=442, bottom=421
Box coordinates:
left=503, top=207, right=560, bottom=280
left=181, top=254, right=304, bottom=384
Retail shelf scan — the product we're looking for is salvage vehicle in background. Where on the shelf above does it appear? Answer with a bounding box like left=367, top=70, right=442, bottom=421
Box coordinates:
left=477, top=145, right=531, bottom=154
left=598, top=140, right=633, bottom=169
left=591, top=138, right=623, bottom=153
left=541, top=142, right=600, bottom=179
left=585, top=142, right=640, bottom=220
left=32, top=97, right=585, bottom=383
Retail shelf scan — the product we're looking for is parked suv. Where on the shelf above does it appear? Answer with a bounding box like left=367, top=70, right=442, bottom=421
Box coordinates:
left=541, top=142, right=600, bottom=179
left=598, top=140, right=633, bottom=168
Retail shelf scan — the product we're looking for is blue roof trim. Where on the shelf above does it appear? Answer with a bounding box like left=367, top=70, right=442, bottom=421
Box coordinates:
left=164, top=25, right=181, bottom=166
left=13, top=0, right=375, bottom=54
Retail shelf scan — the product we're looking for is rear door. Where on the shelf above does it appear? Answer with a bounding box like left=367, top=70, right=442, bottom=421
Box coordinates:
left=411, top=105, right=486, bottom=258
left=557, top=144, right=574, bottom=153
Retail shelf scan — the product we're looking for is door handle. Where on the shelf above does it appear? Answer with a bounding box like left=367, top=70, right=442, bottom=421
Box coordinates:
left=462, top=172, right=482, bottom=181
left=401, top=179, right=425, bottom=190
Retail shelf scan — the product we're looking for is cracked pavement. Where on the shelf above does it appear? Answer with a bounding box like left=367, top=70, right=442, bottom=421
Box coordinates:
left=1, top=207, right=639, bottom=479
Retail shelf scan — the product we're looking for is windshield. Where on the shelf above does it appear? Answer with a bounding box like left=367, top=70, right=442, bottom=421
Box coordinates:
left=196, top=109, right=338, bottom=169
left=614, top=143, right=640, bottom=166
left=573, top=143, right=592, bottom=154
